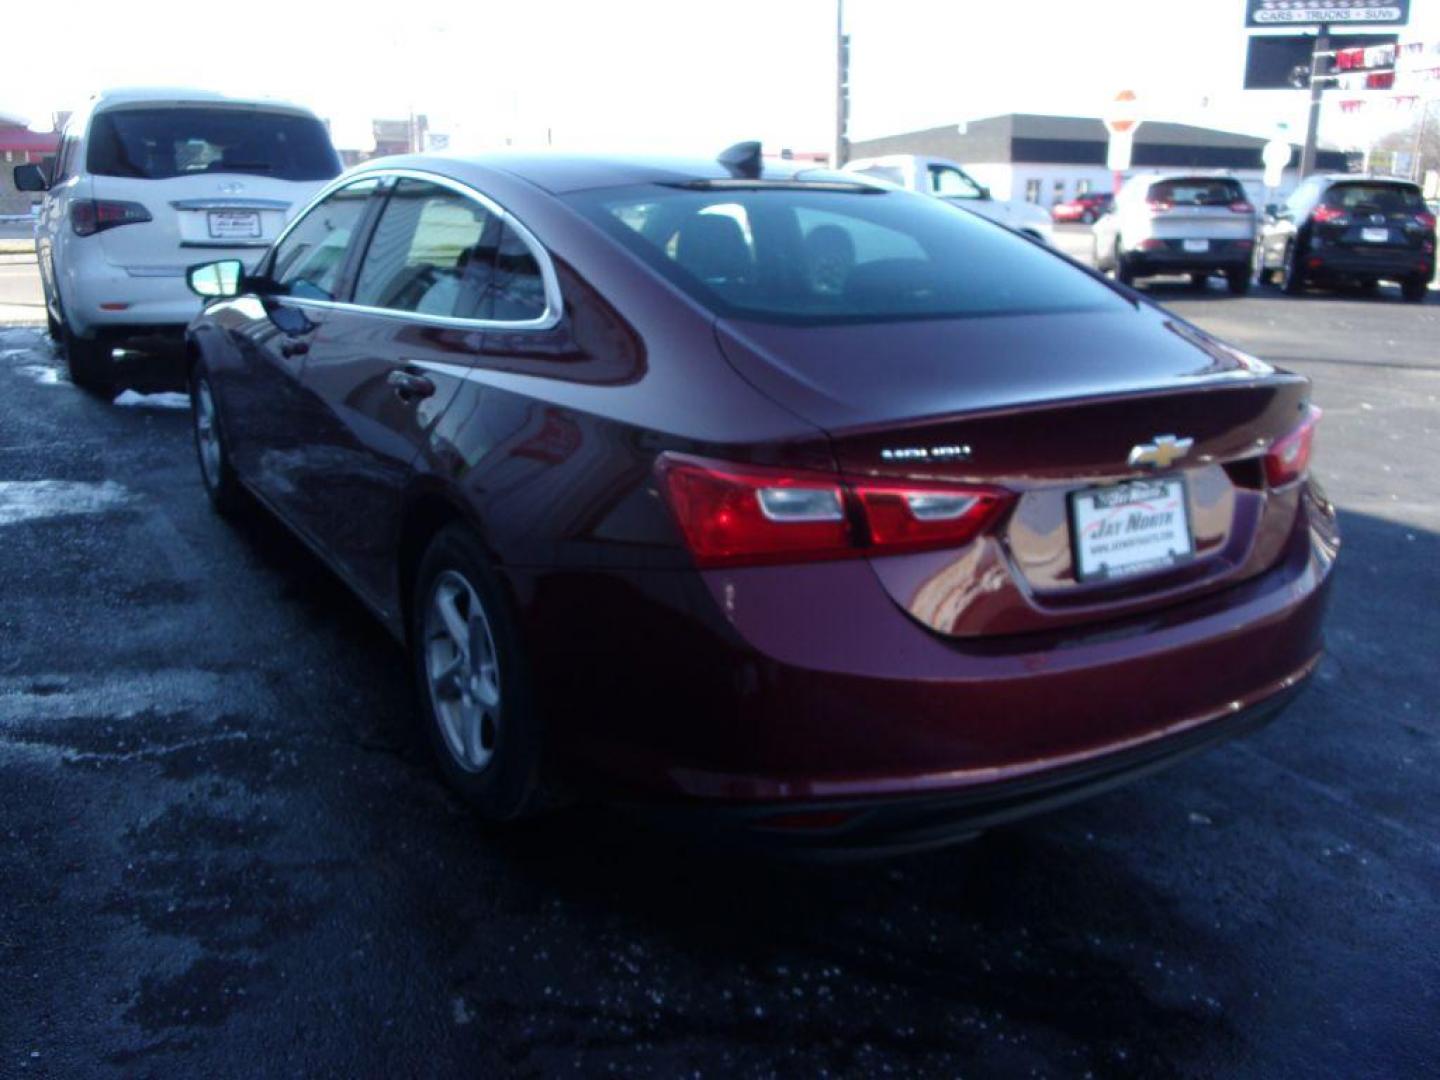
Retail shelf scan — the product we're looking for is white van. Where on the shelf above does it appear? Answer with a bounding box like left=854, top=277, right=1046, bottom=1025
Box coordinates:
left=842, top=154, right=1054, bottom=244
left=14, top=87, right=341, bottom=392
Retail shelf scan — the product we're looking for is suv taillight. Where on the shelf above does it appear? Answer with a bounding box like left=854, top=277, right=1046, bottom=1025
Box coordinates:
left=1264, top=406, right=1322, bottom=487
left=1145, top=199, right=1173, bottom=213
left=1312, top=205, right=1349, bottom=226
left=656, top=454, right=1012, bottom=567
left=71, top=199, right=152, bottom=237
left=1416, top=211, right=1437, bottom=231
left=1229, top=200, right=1254, bottom=213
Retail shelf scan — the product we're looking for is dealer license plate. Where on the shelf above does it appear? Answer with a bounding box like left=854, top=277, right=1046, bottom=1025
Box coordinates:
left=1070, top=477, right=1193, bottom=582
left=1182, top=239, right=1210, bottom=253
left=1360, top=227, right=1389, bottom=243
left=207, top=211, right=261, bottom=240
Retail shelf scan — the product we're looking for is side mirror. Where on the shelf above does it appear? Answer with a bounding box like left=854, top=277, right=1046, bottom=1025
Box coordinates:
left=13, top=163, right=49, bottom=192
left=977, top=185, right=992, bottom=201
left=187, top=259, right=244, bottom=299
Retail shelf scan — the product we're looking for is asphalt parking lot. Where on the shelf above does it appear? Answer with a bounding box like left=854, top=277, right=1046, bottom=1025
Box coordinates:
left=1, top=249, right=1437, bottom=1076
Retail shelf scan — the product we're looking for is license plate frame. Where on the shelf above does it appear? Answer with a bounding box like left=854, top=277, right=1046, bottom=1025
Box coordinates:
left=1182, top=238, right=1210, bottom=253
left=1068, top=475, right=1194, bottom=583
left=1360, top=226, right=1389, bottom=243
left=207, top=210, right=262, bottom=240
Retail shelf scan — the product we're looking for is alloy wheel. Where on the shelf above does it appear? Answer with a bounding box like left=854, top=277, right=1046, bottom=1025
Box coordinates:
left=424, top=570, right=502, bottom=773
left=194, top=379, right=223, bottom=491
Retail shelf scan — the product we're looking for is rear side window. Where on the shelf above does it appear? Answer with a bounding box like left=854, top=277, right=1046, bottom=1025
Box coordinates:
left=568, top=184, right=1127, bottom=325
left=86, top=108, right=340, bottom=182
left=270, top=179, right=378, bottom=301
left=1148, top=178, right=1245, bottom=207
left=1322, top=183, right=1424, bottom=213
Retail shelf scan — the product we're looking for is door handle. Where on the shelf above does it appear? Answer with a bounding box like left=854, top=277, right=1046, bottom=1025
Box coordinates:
left=387, top=367, right=436, bottom=401
left=280, top=340, right=310, bottom=358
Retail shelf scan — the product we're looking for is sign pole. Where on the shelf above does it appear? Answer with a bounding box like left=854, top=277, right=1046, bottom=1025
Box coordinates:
left=1298, top=24, right=1329, bottom=178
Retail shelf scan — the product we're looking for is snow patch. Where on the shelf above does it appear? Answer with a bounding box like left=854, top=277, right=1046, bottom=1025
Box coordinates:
left=0, top=479, right=129, bottom=527
left=112, top=390, right=191, bottom=410
left=16, top=364, right=68, bottom=386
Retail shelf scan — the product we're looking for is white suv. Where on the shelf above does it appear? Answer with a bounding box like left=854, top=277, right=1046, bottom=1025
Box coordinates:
left=14, top=87, right=340, bottom=393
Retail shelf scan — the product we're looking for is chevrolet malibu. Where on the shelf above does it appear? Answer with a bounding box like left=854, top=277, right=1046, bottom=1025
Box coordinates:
left=183, top=148, right=1338, bottom=854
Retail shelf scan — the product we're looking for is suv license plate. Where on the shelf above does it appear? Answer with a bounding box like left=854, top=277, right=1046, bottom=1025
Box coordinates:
left=1361, top=227, right=1389, bottom=243
left=1070, top=477, right=1193, bottom=582
left=208, top=211, right=261, bottom=239
left=1182, top=239, right=1210, bottom=252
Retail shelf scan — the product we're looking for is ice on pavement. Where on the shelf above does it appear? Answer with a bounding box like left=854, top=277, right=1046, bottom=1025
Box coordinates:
left=112, top=390, right=191, bottom=410
left=0, top=480, right=129, bottom=526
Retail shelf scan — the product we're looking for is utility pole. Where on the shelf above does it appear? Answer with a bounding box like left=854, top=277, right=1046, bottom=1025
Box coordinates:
left=834, top=0, right=849, bottom=168
left=1298, top=25, right=1329, bottom=178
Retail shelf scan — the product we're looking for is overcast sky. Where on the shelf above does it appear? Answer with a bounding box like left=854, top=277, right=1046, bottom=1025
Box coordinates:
left=3, top=0, right=1437, bottom=153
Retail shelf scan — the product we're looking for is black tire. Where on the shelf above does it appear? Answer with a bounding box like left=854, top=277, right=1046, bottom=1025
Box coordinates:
left=60, top=321, right=114, bottom=397
left=1401, top=276, right=1429, bottom=303
left=1189, top=272, right=1209, bottom=289
left=411, top=525, right=550, bottom=822
left=189, top=366, right=247, bottom=517
left=1114, top=241, right=1136, bottom=286
left=1281, top=242, right=1305, bottom=296
left=1225, top=268, right=1251, bottom=296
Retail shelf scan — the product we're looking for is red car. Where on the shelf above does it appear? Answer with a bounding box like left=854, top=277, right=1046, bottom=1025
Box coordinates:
left=182, top=146, right=1337, bottom=855
left=1053, top=192, right=1114, bottom=224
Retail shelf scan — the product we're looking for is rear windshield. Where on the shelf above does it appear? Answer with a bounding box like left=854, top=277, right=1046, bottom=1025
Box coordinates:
left=87, top=107, right=341, bottom=182
left=565, top=184, right=1127, bottom=325
left=1322, top=183, right=1425, bottom=213
left=1148, top=178, right=1245, bottom=207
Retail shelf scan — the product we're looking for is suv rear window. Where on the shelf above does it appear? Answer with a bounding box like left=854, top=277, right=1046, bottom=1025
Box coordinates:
left=1322, top=183, right=1425, bottom=213
left=87, top=107, right=340, bottom=182
left=567, top=184, right=1127, bottom=326
left=1148, top=178, right=1245, bottom=207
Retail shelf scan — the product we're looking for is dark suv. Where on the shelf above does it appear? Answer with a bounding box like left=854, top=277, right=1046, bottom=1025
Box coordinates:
left=1256, top=175, right=1435, bottom=301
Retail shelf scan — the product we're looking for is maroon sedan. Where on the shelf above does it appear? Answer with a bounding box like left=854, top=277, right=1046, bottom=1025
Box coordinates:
left=183, top=148, right=1337, bottom=854
left=1053, top=192, right=1114, bottom=224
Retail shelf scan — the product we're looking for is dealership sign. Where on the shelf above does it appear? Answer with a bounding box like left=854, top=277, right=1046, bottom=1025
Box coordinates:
left=1245, top=1, right=1409, bottom=27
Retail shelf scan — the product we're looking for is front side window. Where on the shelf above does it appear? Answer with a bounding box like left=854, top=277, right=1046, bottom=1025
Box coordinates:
left=569, top=183, right=1128, bottom=325
left=86, top=107, right=340, bottom=182
left=351, top=178, right=550, bottom=323
left=270, top=178, right=379, bottom=301
left=931, top=166, right=984, bottom=199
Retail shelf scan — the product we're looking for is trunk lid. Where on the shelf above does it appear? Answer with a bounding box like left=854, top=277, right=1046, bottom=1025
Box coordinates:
left=716, top=308, right=1312, bottom=637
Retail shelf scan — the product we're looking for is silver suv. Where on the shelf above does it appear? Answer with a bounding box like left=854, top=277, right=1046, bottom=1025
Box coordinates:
left=1092, top=173, right=1257, bottom=294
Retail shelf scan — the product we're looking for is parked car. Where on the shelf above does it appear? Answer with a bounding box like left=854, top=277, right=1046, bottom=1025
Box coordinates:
left=1052, top=192, right=1113, bottom=224
left=841, top=153, right=1055, bottom=244
left=182, top=148, right=1337, bottom=855
left=1255, top=175, right=1435, bottom=302
left=13, top=87, right=341, bottom=394
left=1092, top=173, right=1257, bottom=294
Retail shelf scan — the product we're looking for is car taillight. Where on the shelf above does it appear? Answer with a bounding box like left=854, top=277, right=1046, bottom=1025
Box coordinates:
left=1264, top=406, right=1322, bottom=487
left=1312, top=205, right=1348, bottom=226
left=1416, top=211, right=1437, bottom=230
left=1229, top=200, right=1254, bottom=213
left=656, top=454, right=1012, bottom=567
left=70, top=199, right=152, bottom=237
left=1146, top=199, right=1173, bottom=212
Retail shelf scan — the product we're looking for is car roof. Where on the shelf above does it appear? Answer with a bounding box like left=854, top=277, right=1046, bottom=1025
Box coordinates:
left=348, top=152, right=860, bottom=195
left=88, top=86, right=320, bottom=118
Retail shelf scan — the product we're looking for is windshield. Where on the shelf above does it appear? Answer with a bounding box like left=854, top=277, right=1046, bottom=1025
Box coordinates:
left=567, top=184, right=1127, bottom=325
left=87, top=107, right=341, bottom=182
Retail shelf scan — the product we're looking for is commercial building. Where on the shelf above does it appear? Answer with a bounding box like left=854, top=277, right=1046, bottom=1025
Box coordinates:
left=849, top=113, right=1353, bottom=206
left=0, top=113, right=59, bottom=217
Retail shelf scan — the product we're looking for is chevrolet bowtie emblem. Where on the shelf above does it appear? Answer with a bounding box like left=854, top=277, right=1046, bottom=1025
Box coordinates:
left=1128, top=434, right=1194, bottom=470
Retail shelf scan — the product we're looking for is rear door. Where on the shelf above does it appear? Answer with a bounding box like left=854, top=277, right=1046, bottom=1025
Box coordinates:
left=1315, top=181, right=1431, bottom=256
left=85, top=103, right=340, bottom=273
left=293, top=175, right=553, bottom=612
left=1143, top=176, right=1254, bottom=248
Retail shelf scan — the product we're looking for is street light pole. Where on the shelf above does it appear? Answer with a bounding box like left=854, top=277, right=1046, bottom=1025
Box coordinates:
left=1299, top=25, right=1329, bottom=178
left=834, top=0, right=849, bottom=168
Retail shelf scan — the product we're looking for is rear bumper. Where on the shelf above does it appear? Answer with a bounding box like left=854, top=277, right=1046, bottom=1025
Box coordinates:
left=532, top=481, right=1339, bottom=847
left=1305, top=247, right=1433, bottom=280
left=646, top=674, right=1311, bottom=857
left=59, top=246, right=262, bottom=337
left=1124, top=246, right=1251, bottom=275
